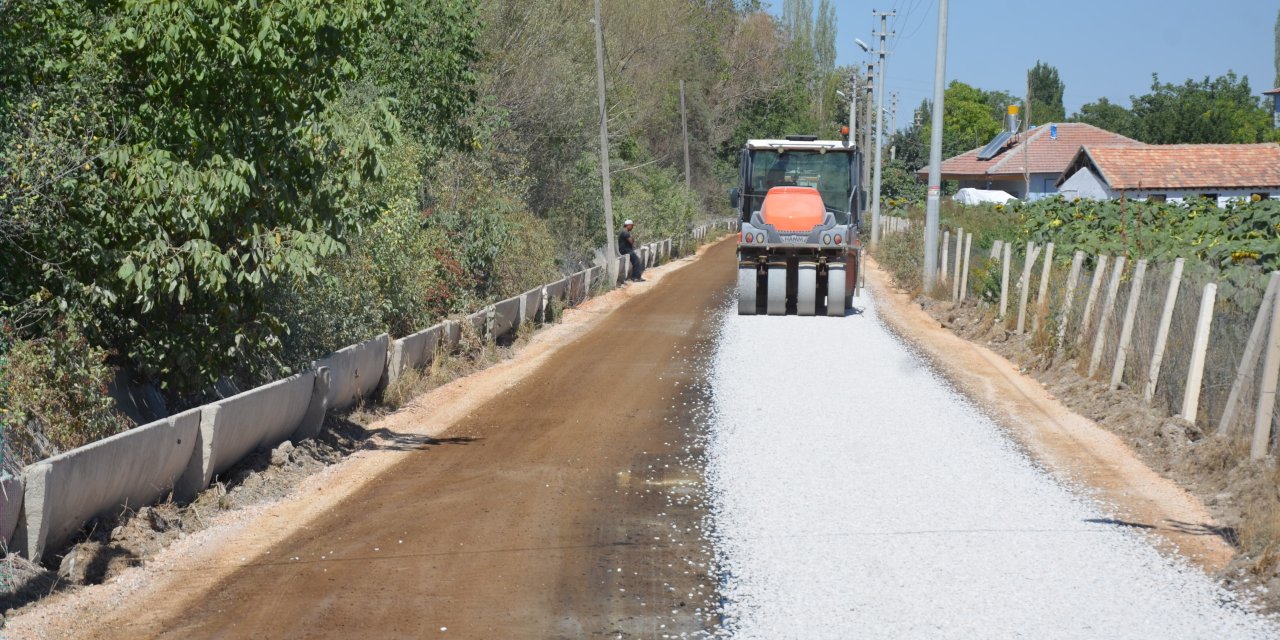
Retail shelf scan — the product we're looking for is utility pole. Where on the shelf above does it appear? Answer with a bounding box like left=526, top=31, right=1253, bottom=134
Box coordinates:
left=922, top=0, right=948, bottom=292
left=869, top=9, right=895, bottom=247
left=680, top=79, right=691, bottom=191
left=889, top=92, right=898, bottom=162
left=592, top=0, right=617, bottom=281
left=862, top=62, right=874, bottom=214
left=1023, top=75, right=1032, bottom=198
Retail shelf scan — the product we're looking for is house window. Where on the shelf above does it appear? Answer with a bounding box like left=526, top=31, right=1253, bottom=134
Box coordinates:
left=1147, top=194, right=1167, bottom=203
left=1200, top=193, right=1218, bottom=201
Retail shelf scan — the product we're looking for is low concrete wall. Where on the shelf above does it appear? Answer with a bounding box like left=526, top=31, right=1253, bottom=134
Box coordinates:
left=493, top=297, right=522, bottom=338
left=1, top=474, right=24, bottom=552
left=387, top=324, right=445, bottom=386
left=568, top=270, right=587, bottom=303
left=186, top=372, right=315, bottom=496
left=315, top=334, right=389, bottom=411
left=292, top=366, right=330, bottom=442
left=546, top=277, right=569, bottom=302
left=585, top=266, right=602, bottom=292
left=441, top=320, right=462, bottom=351
left=467, top=308, right=489, bottom=337
left=519, top=287, right=543, bottom=323
left=15, top=408, right=202, bottom=561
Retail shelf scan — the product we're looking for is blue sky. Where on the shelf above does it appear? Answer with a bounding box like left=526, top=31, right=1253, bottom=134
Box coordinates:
left=788, top=0, right=1276, bottom=129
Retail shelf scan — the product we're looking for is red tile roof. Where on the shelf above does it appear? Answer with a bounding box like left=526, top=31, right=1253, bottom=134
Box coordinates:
left=1065, top=143, right=1280, bottom=190
left=1263, top=88, right=1280, bottom=95
left=918, top=122, right=1143, bottom=179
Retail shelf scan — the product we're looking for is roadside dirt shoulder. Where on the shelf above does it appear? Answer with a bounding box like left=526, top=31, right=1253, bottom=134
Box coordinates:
left=864, top=256, right=1237, bottom=574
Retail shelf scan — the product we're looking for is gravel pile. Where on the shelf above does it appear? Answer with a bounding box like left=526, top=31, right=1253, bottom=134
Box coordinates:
left=703, top=294, right=1278, bottom=639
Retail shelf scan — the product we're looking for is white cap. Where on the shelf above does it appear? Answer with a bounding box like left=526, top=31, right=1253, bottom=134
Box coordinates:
left=624, top=219, right=634, bottom=226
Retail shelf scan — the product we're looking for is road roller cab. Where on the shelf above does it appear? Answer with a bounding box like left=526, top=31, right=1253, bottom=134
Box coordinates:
left=730, top=136, right=864, bottom=316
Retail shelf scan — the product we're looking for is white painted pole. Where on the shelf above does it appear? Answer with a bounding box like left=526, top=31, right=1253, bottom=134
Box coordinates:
left=1077, top=255, right=1109, bottom=349
left=1055, top=250, right=1085, bottom=354
left=1182, top=282, right=1218, bottom=424
left=1032, top=242, right=1055, bottom=331
left=1220, top=271, right=1280, bottom=434
left=1110, top=259, right=1148, bottom=390
left=959, top=233, right=973, bottom=303
left=1144, top=258, right=1185, bottom=404
left=990, top=240, right=1001, bottom=260
left=1249, top=284, right=1280, bottom=459
left=951, top=227, right=964, bottom=302
left=999, top=242, right=1012, bottom=319
left=1016, top=242, right=1039, bottom=335
left=940, top=230, right=950, bottom=287
left=1088, top=256, right=1126, bottom=378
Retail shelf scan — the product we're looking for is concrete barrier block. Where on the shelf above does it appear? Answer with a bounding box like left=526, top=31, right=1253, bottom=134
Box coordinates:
left=1, top=473, right=24, bottom=552
left=292, top=366, right=330, bottom=442
left=16, top=407, right=201, bottom=561
left=468, top=308, right=489, bottom=338
left=519, top=287, right=543, bottom=323
left=617, top=255, right=628, bottom=284
left=568, top=270, right=588, bottom=303
left=585, top=266, right=602, bottom=294
left=439, top=320, right=461, bottom=351
left=493, top=296, right=522, bottom=337
left=315, top=334, right=389, bottom=411
left=386, top=324, right=444, bottom=386
left=546, top=277, right=569, bottom=302
left=187, top=372, right=314, bottom=496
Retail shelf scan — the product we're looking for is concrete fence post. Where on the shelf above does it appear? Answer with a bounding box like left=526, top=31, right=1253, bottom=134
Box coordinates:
left=1088, top=256, right=1126, bottom=378
left=990, top=240, right=1002, bottom=260
left=959, top=233, right=973, bottom=303
left=1219, top=271, right=1280, bottom=434
left=1016, top=242, right=1040, bottom=335
left=940, top=230, right=950, bottom=286
left=1032, top=242, right=1055, bottom=332
left=951, top=227, right=964, bottom=302
left=1109, top=259, right=1147, bottom=390
left=1249, top=284, right=1280, bottom=458
left=1144, top=258, right=1185, bottom=404
left=1181, top=282, right=1218, bottom=424
left=1055, top=251, right=1085, bottom=355
left=999, top=242, right=1012, bottom=319
left=1077, top=255, right=1109, bottom=349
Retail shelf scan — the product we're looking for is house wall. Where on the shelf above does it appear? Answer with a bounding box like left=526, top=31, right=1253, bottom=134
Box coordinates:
left=957, top=173, right=1061, bottom=200
left=1121, top=188, right=1280, bottom=207
left=1057, top=168, right=1111, bottom=200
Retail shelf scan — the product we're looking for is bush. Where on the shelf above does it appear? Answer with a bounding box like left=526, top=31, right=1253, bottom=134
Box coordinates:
left=0, top=318, right=130, bottom=469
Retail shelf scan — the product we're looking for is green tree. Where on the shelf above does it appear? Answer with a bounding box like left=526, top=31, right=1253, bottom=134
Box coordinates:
left=922, top=81, right=1003, bottom=159
left=1129, top=72, right=1273, bottom=144
left=1071, top=97, right=1137, bottom=138
left=1027, top=61, right=1066, bottom=125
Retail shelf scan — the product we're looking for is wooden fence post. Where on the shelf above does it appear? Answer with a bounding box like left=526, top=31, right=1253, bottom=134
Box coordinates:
left=1016, top=242, right=1041, bottom=334
left=1088, top=256, right=1126, bottom=378
left=1055, top=251, right=1085, bottom=354
left=1144, top=258, right=1185, bottom=404
left=999, top=242, right=1012, bottom=319
left=1219, top=271, right=1280, bottom=434
left=1181, top=282, right=1218, bottom=424
left=959, top=233, right=973, bottom=303
left=1032, top=242, right=1055, bottom=332
left=1249, top=283, right=1280, bottom=458
left=952, top=227, right=965, bottom=302
left=1109, top=259, right=1147, bottom=390
left=990, top=240, right=1002, bottom=260
left=1077, top=255, right=1109, bottom=349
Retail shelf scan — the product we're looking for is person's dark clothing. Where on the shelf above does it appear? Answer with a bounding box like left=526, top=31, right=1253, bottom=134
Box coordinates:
left=619, top=229, right=644, bottom=281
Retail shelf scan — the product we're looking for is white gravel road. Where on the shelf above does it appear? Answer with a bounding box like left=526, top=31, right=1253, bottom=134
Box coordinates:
left=703, top=292, right=1278, bottom=639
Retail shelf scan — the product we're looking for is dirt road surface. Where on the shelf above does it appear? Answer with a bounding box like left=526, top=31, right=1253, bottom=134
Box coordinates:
left=17, top=240, right=734, bottom=639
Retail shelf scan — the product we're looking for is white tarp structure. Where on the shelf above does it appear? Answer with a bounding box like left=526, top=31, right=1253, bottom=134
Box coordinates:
left=952, top=188, right=1018, bottom=205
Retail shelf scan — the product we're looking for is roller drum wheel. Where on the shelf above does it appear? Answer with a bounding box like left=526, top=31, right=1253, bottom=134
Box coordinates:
left=766, top=267, right=787, bottom=315
left=737, top=268, right=758, bottom=315
left=796, top=263, right=818, bottom=316
left=827, top=267, right=847, bottom=317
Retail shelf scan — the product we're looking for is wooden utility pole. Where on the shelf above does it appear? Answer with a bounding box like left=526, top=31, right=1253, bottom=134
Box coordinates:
left=680, top=80, right=691, bottom=190
left=592, top=0, right=617, bottom=281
